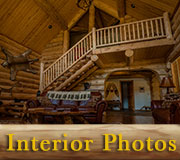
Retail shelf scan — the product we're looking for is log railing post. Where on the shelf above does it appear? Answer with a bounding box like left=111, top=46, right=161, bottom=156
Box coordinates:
left=163, top=12, right=173, bottom=39
left=92, top=27, right=96, bottom=52
left=39, top=62, right=44, bottom=93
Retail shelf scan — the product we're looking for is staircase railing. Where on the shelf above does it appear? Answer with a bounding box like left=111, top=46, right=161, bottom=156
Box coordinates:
left=40, top=12, right=172, bottom=92
left=40, top=31, right=93, bottom=91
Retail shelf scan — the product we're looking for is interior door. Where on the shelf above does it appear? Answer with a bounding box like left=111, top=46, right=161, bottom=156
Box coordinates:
left=128, top=81, right=135, bottom=111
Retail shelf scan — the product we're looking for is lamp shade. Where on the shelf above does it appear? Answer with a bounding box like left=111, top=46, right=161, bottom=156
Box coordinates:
left=160, top=76, right=175, bottom=88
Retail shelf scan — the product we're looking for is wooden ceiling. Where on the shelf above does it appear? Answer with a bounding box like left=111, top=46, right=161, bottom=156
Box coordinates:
left=0, top=0, right=179, bottom=53
left=98, top=45, right=172, bottom=68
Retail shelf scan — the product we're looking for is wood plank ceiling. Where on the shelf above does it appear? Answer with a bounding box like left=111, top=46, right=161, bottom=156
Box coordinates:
left=0, top=0, right=179, bottom=53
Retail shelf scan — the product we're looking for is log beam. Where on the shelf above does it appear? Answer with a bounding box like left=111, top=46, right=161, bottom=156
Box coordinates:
left=93, top=0, right=119, bottom=20
left=94, top=39, right=175, bottom=55
left=91, top=55, right=105, bottom=68
left=125, top=49, right=134, bottom=66
left=68, top=9, right=88, bottom=30
left=34, top=0, right=68, bottom=30
left=89, top=4, right=96, bottom=32
left=117, top=0, right=125, bottom=18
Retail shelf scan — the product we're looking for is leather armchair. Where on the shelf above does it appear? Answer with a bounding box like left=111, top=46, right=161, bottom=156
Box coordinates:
left=151, top=100, right=180, bottom=124
left=83, top=100, right=108, bottom=124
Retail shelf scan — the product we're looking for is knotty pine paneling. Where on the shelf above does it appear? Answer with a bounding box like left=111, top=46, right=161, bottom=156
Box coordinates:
left=0, top=0, right=61, bottom=52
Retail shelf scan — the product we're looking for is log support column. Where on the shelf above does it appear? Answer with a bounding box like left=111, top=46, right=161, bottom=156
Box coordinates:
left=163, top=12, right=173, bottom=39
left=63, top=30, right=70, bottom=53
left=89, top=4, right=95, bottom=32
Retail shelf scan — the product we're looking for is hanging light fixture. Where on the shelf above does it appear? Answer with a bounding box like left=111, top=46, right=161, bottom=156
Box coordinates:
left=76, top=0, right=92, bottom=10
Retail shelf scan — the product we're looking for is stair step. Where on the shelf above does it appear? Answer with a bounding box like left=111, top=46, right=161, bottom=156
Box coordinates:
left=71, top=65, right=81, bottom=70
left=43, top=58, right=92, bottom=91
left=69, top=68, right=76, bottom=73
left=80, top=59, right=88, bottom=63
left=64, top=72, right=73, bottom=77
left=58, top=76, right=67, bottom=81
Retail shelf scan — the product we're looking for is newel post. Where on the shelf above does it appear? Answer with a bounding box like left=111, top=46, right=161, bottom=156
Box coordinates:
left=163, top=12, right=173, bottom=39
left=92, top=27, right=96, bottom=52
left=39, top=62, right=44, bottom=93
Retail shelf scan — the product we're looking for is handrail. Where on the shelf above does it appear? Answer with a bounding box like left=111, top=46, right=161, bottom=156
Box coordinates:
left=42, top=31, right=93, bottom=90
left=44, top=32, right=93, bottom=73
left=96, top=16, right=165, bottom=31
left=96, top=16, right=166, bottom=47
left=40, top=13, right=172, bottom=92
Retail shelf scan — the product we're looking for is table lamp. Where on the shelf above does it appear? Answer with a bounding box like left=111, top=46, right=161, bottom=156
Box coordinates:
left=160, top=76, right=175, bottom=94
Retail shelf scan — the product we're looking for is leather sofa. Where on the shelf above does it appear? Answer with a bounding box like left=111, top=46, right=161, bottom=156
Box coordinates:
left=151, top=100, right=180, bottom=124
left=26, top=92, right=107, bottom=124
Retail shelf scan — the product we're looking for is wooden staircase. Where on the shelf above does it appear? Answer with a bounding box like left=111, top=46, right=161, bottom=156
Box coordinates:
left=39, top=12, right=173, bottom=93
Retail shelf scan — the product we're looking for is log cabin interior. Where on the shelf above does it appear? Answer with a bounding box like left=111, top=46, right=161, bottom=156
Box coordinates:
left=0, top=0, right=180, bottom=124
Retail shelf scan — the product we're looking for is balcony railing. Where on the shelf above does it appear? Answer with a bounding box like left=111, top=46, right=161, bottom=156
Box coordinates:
left=40, top=12, right=172, bottom=92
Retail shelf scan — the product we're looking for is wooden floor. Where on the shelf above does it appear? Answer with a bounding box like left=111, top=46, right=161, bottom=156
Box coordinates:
left=106, top=110, right=154, bottom=124
left=0, top=110, right=154, bottom=124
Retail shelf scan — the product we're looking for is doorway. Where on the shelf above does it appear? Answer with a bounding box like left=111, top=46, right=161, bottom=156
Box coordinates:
left=121, top=81, right=134, bottom=111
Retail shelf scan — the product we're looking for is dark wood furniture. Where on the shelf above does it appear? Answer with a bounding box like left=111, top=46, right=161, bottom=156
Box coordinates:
left=27, top=108, right=97, bottom=124
left=25, top=92, right=107, bottom=124
left=151, top=100, right=180, bottom=124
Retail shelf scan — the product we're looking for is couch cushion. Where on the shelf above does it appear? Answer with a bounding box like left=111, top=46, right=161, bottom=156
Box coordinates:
left=60, top=100, right=78, bottom=106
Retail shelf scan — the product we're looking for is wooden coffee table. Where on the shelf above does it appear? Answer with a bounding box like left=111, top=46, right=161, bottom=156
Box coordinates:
left=26, top=108, right=97, bottom=124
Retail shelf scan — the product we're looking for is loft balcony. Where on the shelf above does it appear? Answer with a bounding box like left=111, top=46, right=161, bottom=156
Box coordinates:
left=94, top=12, right=174, bottom=55
left=40, top=12, right=175, bottom=92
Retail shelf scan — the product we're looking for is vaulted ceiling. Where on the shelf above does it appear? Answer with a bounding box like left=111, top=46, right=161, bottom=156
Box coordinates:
left=0, top=0, right=179, bottom=53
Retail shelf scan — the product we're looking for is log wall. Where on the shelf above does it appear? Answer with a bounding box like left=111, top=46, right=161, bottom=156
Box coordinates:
left=72, top=64, right=166, bottom=100
left=172, top=57, right=180, bottom=92
left=41, top=31, right=64, bottom=69
left=171, top=5, right=180, bottom=92
left=0, top=34, right=40, bottom=105
left=72, top=69, right=106, bottom=98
